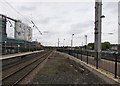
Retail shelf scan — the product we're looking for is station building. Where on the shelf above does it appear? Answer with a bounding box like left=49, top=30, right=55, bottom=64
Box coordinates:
left=0, top=14, right=42, bottom=55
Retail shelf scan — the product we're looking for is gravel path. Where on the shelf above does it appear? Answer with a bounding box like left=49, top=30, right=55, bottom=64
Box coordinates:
left=30, top=51, right=106, bottom=84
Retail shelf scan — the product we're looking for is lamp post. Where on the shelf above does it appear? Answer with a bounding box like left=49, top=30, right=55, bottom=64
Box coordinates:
left=25, top=41, right=27, bottom=52
left=18, top=44, right=20, bottom=53
left=71, top=34, right=74, bottom=48
left=36, top=39, right=37, bottom=51
left=58, top=38, right=60, bottom=48
left=17, top=39, right=20, bottom=53
left=63, top=39, right=65, bottom=48
left=5, top=41, right=7, bottom=55
left=85, top=35, right=87, bottom=47
left=29, top=42, right=30, bottom=52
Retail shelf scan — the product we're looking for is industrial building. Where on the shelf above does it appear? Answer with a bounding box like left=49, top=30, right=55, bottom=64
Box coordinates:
left=0, top=14, right=42, bottom=55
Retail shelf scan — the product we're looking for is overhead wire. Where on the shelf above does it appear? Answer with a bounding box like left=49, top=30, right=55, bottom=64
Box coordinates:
left=31, top=20, right=42, bottom=35
left=2, top=0, right=43, bottom=35
left=3, top=0, right=31, bottom=23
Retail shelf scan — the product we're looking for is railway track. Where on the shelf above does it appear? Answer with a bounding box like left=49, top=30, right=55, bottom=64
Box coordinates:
left=2, top=50, right=52, bottom=85
left=2, top=51, right=47, bottom=79
left=2, top=50, right=46, bottom=71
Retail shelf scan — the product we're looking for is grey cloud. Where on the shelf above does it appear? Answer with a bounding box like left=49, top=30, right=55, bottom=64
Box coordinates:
left=68, top=20, right=93, bottom=34
left=58, top=19, right=71, bottom=23
left=3, top=1, right=117, bottom=45
left=32, top=17, right=50, bottom=25
left=72, top=22, right=93, bottom=29
left=68, top=24, right=86, bottom=34
left=104, top=2, right=117, bottom=8
left=119, top=2, right=120, bottom=16
left=76, top=7, right=90, bottom=12
left=104, top=2, right=118, bottom=14
left=39, top=18, right=50, bottom=24
left=19, top=6, right=36, bottom=11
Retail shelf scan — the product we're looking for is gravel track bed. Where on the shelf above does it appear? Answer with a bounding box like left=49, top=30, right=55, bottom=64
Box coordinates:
left=31, top=51, right=106, bottom=84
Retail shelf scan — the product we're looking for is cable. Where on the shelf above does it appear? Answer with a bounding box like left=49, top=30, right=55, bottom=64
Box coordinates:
left=2, top=0, right=43, bottom=35
left=31, top=21, right=42, bottom=35
left=3, top=0, right=31, bottom=23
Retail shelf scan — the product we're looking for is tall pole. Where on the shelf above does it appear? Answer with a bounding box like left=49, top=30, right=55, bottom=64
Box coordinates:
left=85, top=35, right=87, bottom=48
left=25, top=41, right=26, bottom=51
left=36, top=39, right=37, bottom=51
left=18, top=40, right=19, bottom=53
left=71, top=34, right=74, bottom=48
left=63, top=39, right=65, bottom=48
left=5, top=41, right=6, bottom=55
left=118, top=1, right=120, bottom=80
left=18, top=44, right=20, bottom=53
left=29, top=42, right=30, bottom=52
left=58, top=38, right=59, bottom=48
left=94, top=0, right=102, bottom=69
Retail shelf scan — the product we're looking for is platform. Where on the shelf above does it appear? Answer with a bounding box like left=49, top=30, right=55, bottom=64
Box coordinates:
left=0, top=50, right=44, bottom=60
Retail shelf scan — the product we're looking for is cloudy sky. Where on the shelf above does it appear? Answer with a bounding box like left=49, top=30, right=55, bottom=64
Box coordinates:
left=0, top=0, right=119, bottom=46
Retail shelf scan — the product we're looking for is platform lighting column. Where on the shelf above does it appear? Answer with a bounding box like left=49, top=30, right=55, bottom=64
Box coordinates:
left=18, top=44, right=20, bottom=53
left=63, top=39, right=65, bottom=48
left=25, top=41, right=26, bottom=51
left=36, top=42, right=37, bottom=51
left=17, top=39, right=20, bottom=53
left=71, top=34, right=74, bottom=48
left=58, top=38, right=60, bottom=48
left=85, top=35, right=88, bottom=63
left=118, top=1, right=120, bottom=80
left=85, top=35, right=87, bottom=48
left=5, top=41, right=6, bottom=55
left=36, top=39, right=37, bottom=51
left=85, top=35, right=87, bottom=54
left=29, top=42, right=30, bottom=51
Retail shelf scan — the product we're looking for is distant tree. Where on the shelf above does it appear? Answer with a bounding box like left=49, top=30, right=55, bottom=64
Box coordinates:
left=102, top=42, right=111, bottom=50
left=87, top=41, right=111, bottom=50
left=74, top=46, right=79, bottom=49
left=87, top=43, right=94, bottom=50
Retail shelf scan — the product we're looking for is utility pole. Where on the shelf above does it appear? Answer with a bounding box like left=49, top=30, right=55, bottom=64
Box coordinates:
left=58, top=38, right=59, bottom=48
left=5, top=41, right=7, bottom=55
left=36, top=39, right=37, bottom=51
left=85, top=35, right=87, bottom=48
left=71, top=34, right=74, bottom=48
left=63, top=39, right=65, bottom=48
left=18, top=44, right=20, bottom=53
left=118, top=2, right=120, bottom=79
left=94, top=0, right=104, bottom=69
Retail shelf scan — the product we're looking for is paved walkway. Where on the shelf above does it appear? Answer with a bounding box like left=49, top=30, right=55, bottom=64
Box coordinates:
left=1, top=50, right=44, bottom=60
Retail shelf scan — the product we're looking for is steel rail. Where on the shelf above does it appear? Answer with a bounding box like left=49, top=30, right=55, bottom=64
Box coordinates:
left=2, top=51, right=52, bottom=85
left=2, top=51, right=46, bottom=71
left=13, top=51, right=53, bottom=86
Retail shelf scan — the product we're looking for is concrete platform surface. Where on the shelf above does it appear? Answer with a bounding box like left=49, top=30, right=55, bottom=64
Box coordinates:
left=0, top=50, right=44, bottom=60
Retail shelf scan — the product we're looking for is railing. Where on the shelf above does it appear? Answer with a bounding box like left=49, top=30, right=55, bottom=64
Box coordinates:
left=1, top=43, right=43, bottom=55
left=57, top=49, right=120, bottom=79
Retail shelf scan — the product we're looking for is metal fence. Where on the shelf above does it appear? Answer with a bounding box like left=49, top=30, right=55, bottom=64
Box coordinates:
left=1, top=42, right=42, bottom=55
left=57, top=49, right=120, bottom=79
